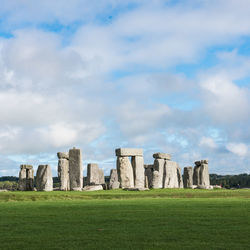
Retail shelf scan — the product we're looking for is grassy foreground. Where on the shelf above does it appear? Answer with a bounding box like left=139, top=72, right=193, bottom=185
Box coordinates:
left=0, top=189, right=249, bottom=250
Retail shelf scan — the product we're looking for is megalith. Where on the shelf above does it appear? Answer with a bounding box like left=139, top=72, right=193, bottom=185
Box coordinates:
left=144, top=164, right=154, bottom=189
left=116, top=148, right=144, bottom=189
left=36, top=165, right=53, bottom=191
left=87, top=163, right=105, bottom=185
left=69, top=147, right=83, bottom=191
left=152, top=153, right=183, bottom=189
left=193, top=160, right=210, bottom=188
left=18, top=165, right=34, bottom=191
left=117, top=156, right=134, bottom=188
left=109, top=169, right=120, bottom=189
left=57, top=152, right=70, bottom=191
left=183, top=167, right=193, bottom=188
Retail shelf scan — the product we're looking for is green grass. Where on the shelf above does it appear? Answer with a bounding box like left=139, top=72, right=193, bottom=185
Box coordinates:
left=0, top=189, right=249, bottom=250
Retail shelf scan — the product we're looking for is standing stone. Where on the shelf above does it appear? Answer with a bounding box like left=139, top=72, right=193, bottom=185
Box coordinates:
left=183, top=167, right=193, bottom=188
left=98, top=168, right=105, bottom=184
left=193, top=160, right=210, bottom=188
left=69, top=147, right=83, bottom=191
left=144, top=165, right=154, bottom=188
left=152, top=170, right=161, bottom=189
left=109, top=169, right=120, bottom=189
left=36, top=165, right=53, bottom=191
left=18, top=165, right=34, bottom=191
left=177, top=166, right=184, bottom=188
left=163, top=161, right=179, bottom=188
left=153, top=159, right=165, bottom=188
left=117, top=156, right=134, bottom=188
left=58, top=158, right=70, bottom=191
left=87, top=163, right=100, bottom=185
left=131, top=156, right=144, bottom=189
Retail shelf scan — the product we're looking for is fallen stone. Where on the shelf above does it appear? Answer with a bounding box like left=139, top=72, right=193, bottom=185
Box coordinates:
left=36, top=165, right=53, bottom=191
left=82, top=185, right=103, bottom=191
left=57, top=152, right=69, bottom=160
left=123, top=188, right=149, bottom=191
left=117, top=156, right=134, bottom=188
left=115, top=148, right=143, bottom=157
left=69, top=147, right=83, bottom=191
left=153, top=153, right=171, bottom=160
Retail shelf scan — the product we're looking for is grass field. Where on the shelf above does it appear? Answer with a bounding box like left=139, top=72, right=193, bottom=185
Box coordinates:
left=0, top=189, right=249, bottom=249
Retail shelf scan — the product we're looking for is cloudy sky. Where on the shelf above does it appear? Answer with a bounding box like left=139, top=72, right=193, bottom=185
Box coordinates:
left=0, top=0, right=249, bottom=176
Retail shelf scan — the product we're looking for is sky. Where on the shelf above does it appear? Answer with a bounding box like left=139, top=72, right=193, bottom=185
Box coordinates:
left=0, top=0, right=249, bottom=177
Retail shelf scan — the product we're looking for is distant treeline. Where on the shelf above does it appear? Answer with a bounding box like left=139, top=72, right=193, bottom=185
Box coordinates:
left=0, top=174, right=250, bottom=190
left=210, top=173, right=250, bottom=188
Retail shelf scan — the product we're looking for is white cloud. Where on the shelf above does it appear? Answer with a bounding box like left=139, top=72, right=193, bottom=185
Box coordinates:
left=226, top=143, right=248, bottom=157
left=199, top=137, right=217, bottom=149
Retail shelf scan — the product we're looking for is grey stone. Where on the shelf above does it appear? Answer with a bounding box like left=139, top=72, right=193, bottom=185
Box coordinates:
left=193, top=160, right=210, bottom=188
left=87, top=163, right=100, bottom=185
left=98, top=168, right=105, bottom=184
left=153, top=159, right=165, bottom=188
left=144, top=165, right=154, bottom=188
left=163, top=161, right=179, bottom=188
left=36, top=165, right=53, bottom=191
left=69, top=148, right=83, bottom=191
left=57, top=152, right=69, bottom=160
left=123, top=188, right=149, bottom=191
left=183, top=167, right=193, bottom=188
left=152, top=170, right=161, bottom=189
left=115, top=148, right=143, bottom=157
left=82, top=185, right=103, bottom=191
left=109, top=169, right=120, bottom=189
left=117, top=156, right=134, bottom=188
left=18, top=165, right=34, bottom=191
left=131, top=156, right=144, bottom=189
left=58, top=159, right=70, bottom=191
left=153, top=153, right=171, bottom=160
left=177, top=166, right=183, bottom=188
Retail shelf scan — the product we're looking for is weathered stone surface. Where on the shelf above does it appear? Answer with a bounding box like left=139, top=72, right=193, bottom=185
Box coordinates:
left=87, top=163, right=100, bottom=185
left=183, top=167, right=193, bottom=188
left=163, top=161, right=179, bottom=188
left=36, top=165, right=53, bottom=191
left=57, top=152, right=69, bottom=160
left=109, top=169, right=120, bottom=189
left=58, top=159, right=70, bottom=191
left=123, top=188, right=149, bottom=191
left=144, top=165, right=154, bottom=188
left=152, top=170, right=161, bottom=189
left=115, top=148, right=143, bottom=157
left=18, top=165, right=34, bottom=191
left=131, top=156, right=144, bottom=189
left=82, top=185, right=103, bottom=191
left=177, top=166, right=184, bottom=188
left=193, top=160, right=210, bottom=188
left=69, top=148, right=83, bottom=191
left=153, top=159, right=165, bottom=188
left=153, top=153, right=171, bottom=160
left=98, top=168, right=105, bottom=184
left=117, top=156, right=134, bottom=188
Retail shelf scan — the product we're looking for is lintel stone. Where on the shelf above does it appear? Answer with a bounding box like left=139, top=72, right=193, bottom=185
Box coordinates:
left=153, top=153, right=171, bottom=160
left=115, top=148, right=143, bottom=157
